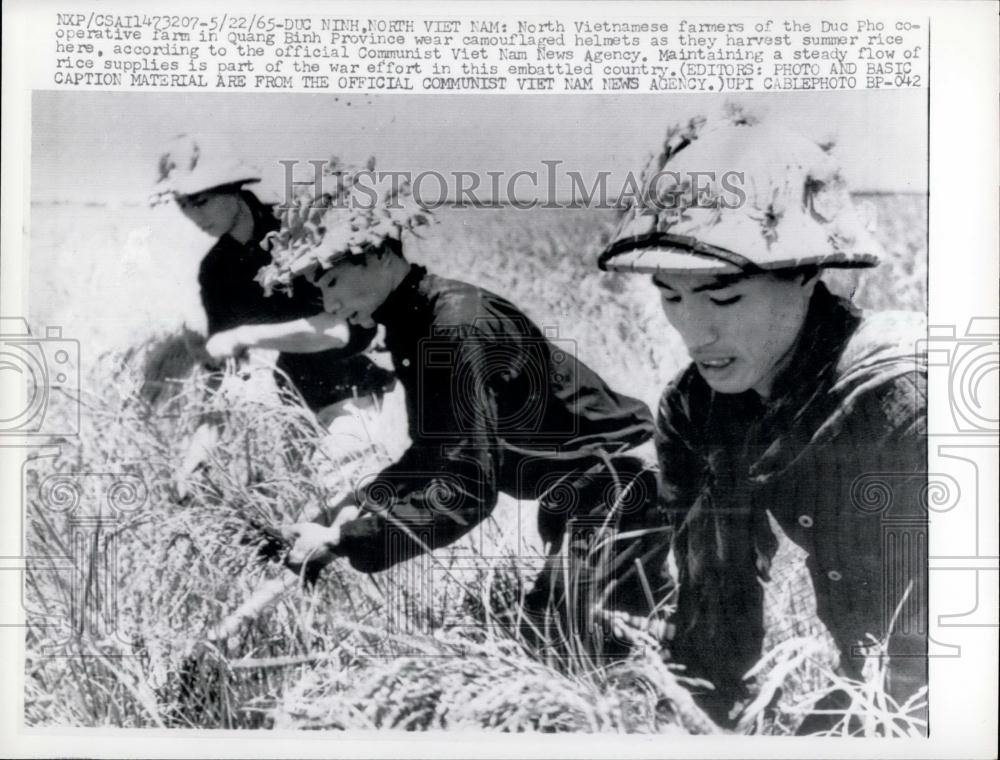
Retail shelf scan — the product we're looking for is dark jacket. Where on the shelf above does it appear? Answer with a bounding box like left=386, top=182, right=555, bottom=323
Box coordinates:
left=197, top=191, right=377, bottom=410
left=332, top=264, right=656, bottom=572
left=655, top=282, right=927, bottom=713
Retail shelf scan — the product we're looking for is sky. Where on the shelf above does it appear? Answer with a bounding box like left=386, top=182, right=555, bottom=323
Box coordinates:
left=30, top=88, right=927, bottom=205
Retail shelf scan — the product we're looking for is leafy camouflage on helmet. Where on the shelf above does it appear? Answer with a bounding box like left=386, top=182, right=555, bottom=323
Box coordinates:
left=598, top=106, right=883, bottom=274
left=255, top=157, right=433, bottom=296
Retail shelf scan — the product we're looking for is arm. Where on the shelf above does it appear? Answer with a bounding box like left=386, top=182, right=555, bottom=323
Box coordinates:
left=205, top=312, right=351, bottom=358
left=292, top=333, right=502, bottom=574
left=198, top=258, right=351, bottom=357
left=342, top=333, right=502, bottom=572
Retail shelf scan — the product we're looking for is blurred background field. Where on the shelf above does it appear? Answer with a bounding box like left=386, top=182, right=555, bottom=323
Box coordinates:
left=17, top=194, right=927, bottom=733
left=27, top=193, right=926, bottom=412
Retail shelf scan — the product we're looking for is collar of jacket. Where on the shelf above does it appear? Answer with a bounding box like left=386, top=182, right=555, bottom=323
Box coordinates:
left=247, top=191, right=279, bottom=243
left=736, top=282, right=863, bottom=484
left=372, top=263, right=429, bottom=327
left=214, top=191, right=278, bottom=258
left=764, top=281, right=861, bottom=406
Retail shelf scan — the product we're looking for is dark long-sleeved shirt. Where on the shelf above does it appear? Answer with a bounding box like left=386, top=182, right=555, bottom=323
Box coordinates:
left=197, top=191, right=377, bottom=410
left=334, top=264, right=655, bottom=571
left=655, top=282, right=927, bottom=707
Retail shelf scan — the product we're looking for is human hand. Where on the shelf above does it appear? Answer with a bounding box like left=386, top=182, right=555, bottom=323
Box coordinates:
left=280, top=522, right=343, bottom=575
left=595, top=608, right=670, bottom=650
left=206, top=327, right=250, bottom=361
left=280, top=506, right=361, bottom=577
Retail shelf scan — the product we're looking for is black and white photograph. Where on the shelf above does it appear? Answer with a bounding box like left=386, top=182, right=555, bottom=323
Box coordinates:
left=1, top=2, right=997, bottom=758
left=19, top=87, right=929, bottom=733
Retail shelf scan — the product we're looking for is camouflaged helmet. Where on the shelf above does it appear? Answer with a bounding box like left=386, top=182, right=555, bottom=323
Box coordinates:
left=598, top=109, right=884, bottom=274
left=150, top=134, right=261, bottom=205
left=255, top=157, right=432, bottom=296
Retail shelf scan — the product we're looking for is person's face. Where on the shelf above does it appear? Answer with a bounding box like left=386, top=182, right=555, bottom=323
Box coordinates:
left=309, top=255, right=393, bottom=329
left=176, top=190, right=242, bottom=238
left=652, top=270, right=815, bottom=398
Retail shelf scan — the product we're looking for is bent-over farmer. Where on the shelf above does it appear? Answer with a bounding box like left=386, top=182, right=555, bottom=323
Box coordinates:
left=598, top=112, right=928, bottom=727
left=151, top=136, right=395, bottom=487
left=260, top=163, right=660, bottom=651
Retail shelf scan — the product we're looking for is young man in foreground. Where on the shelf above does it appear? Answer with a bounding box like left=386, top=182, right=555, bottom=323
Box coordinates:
left=598, top=113, right=928, bottom=727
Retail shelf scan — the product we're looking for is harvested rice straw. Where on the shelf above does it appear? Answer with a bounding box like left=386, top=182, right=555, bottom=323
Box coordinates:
left=208, top=571, right=301, bottom=644
left=275, top=650, right=623, bottom=732
left=735, top=635, right=828, bottom=733
left=607, top=651, right=723, bottom=735
left=120, top=325, right=210, bottom=408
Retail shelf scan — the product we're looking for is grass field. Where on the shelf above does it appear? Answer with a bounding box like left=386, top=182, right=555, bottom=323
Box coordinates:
left=20, top=195, right=927, bottom=733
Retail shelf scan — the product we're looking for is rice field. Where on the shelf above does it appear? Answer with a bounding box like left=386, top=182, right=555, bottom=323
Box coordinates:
left=20, top=195, right=927, bottom=734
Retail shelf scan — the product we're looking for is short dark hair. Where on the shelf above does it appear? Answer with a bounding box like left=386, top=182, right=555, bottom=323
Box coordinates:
left=379, top=236, right=404, bottom=258
left=365, top=236, right=405, bottom=261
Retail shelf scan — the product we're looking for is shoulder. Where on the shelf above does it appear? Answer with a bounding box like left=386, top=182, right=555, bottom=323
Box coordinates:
left=425, top=274, right=535, bottom=339
left=836, top=309, right=926, bottom=376
left=837, top=309, right=927, bottom=401
left=246, top=192, right=280, bottom=239
left=827, top=309, right=927, bottom=438
left=197, top=239, right=228, bottom=288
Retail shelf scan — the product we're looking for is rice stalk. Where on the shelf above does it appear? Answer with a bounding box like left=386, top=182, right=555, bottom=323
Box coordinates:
left=25, top=201, right=926, bottom=731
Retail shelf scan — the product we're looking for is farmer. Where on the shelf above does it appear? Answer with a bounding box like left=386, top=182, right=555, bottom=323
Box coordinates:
left=151, top=136, right=395, bottom=486
left=263, top=165, right=660, bottom=649
left=597, top=112, right=928, bottom=725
